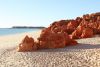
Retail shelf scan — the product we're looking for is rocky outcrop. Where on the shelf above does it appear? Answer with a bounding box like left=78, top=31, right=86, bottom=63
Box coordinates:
left=37, top=31, right=77, bottom=49
left=17, top=32, right=77, bottom=51
left=17, top=12, right=100, bottom=52
left=71, top=26, right=93, bottom=39
left=79, top=12, right=100, bottom=34
left=49, top=12, right=100, bottom=39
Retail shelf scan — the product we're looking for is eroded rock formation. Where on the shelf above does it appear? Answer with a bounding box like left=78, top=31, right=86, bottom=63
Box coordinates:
left=37, top=31, right=77, bottom=49
left=17, top=35, right=37, bottom=52
left=17, top=12, right=100, bottom=52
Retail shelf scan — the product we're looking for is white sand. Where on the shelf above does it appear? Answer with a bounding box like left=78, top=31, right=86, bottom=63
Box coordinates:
left=0, top=30, right=100, bottom=67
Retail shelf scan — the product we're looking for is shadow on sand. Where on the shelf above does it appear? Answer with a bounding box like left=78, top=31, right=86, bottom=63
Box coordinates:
left=29, top=43, right=100, bottom=52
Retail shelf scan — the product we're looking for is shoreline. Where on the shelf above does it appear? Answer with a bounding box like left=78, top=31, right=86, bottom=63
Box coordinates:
left=0, top=28, right=42, bottom=36
left=0, top=30, right=41, bottom=38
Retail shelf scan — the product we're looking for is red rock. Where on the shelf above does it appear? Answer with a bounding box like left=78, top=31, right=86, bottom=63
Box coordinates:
left=95, top=12, right=100, bottom=16
left=49, top=20, right=69, bottom=33
left=38, top=32, right=77, bottom=49
left=97, top=16, right=100, bottom=21
left=76, top=17, right=82, bottom=25
left=81, top=28, right=93, bottom=38
left=17, top=12, right=100, bottom=52
left=83, top=14, right=90, bottom=20
left=69, top=39, right=78, bottom=45
left=67, top=20, right=78, bottom=34
left=38, top=32, right=66, bottom=49
left=17, top=35, right=37, bottom=52
left=71, top=26, right=85, bottom=39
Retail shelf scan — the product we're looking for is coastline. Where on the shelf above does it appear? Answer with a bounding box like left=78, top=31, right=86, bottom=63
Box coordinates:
left=0, top=30, right=100, bottom=66
left=0, top=28, right=42, bottom=36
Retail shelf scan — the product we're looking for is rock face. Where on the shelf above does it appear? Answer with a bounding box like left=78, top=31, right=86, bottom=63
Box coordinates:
left=71, top=26, right=93, bottom=39
left=17, top=35, right=37, bottom=52
left=17, top=12, right=100, bottom=52
left=17, top=32, right=77, bottom=51
left=49, top=12, right=100, bottom=39
left=49, top=20, right=80, bottom=34
left=37, top=32, right=77, bottom=49
left=81, top=28, right=93, bottom=38
left=79, top=12, right=100, bottom=34
left=71, top=26, right=85, bottom=39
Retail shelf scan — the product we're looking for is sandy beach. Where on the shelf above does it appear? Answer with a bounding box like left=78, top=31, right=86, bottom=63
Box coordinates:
left=0, top=30, right=100, bottom=67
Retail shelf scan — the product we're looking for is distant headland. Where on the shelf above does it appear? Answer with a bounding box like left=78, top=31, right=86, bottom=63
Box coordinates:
left=12, top=26, right=45, bottom=29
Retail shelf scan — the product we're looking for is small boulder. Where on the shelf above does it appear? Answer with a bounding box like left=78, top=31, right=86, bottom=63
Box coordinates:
left=17, top=35, right=37, bottom=52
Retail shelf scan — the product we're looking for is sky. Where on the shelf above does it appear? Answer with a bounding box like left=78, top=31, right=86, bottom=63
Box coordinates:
left=0, top=0, right=100, bottom=28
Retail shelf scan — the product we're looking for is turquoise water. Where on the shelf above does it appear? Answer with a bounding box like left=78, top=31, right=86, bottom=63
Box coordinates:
left=0, top=28, right=41, bottom=36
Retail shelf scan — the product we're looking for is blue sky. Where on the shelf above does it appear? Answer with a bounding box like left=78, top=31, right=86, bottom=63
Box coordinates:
left=0, top=0, right=100, bottom=28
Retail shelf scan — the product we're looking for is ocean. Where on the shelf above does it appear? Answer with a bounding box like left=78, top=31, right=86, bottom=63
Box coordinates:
left=0, top=28, right=41, bottom=36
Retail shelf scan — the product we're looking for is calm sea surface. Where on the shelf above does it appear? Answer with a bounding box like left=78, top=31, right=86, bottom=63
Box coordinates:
left=0, top=28, right=41, bottom=36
